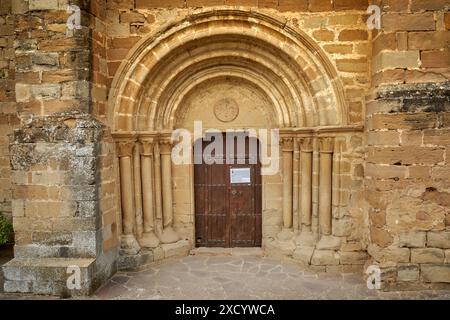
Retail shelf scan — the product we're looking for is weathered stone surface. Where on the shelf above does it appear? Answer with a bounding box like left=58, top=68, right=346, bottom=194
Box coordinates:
left=311, top=250, right=340, bottom=266
left=3, top=257, right=96, bottom=296
left=411, top=248, right=445, bottom=264
left=316, top=235, right=342, bottom=250
left=292, top=246, right=314, bottom=264
left=339, top=251, right=367, bottom=265
left=398, top=264, right=419, bottom=282
left=399, top=231, right=426, bottom=248
left=427, top=232, right=450, bottom=249
left=368, top=245, right=410, bottom=263
left=421, top=265, right=450, bottom=283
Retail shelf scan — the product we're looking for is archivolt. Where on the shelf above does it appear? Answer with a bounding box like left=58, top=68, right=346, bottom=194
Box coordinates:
left=108, top=9, right=348, bottom=132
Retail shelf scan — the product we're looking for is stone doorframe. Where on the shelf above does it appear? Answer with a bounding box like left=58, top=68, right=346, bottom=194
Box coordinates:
left=111, top=125, right=362, bottom=269
left=108, top=9, right=367, bottom=270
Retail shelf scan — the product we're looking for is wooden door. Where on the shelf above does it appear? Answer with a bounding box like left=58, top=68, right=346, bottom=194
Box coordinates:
left=194, top=133, right=262, bottom=247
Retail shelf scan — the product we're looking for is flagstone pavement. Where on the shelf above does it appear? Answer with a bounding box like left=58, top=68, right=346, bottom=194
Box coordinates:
left=93, top=254, right=450, bottom=300
left=1, top=251, right=450, bottom=300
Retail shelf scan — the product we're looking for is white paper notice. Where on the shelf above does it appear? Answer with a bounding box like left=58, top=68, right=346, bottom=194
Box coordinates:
left=230, top=168, right=251, bottom=184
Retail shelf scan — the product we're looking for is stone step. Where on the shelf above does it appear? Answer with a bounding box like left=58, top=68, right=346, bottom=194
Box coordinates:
left=191, top=247, right=264, bottom=257
left=2, top=257, right=96, bottom=296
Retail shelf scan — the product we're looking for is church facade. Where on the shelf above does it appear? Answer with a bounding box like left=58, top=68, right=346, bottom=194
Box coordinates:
left=0, top=0, right=449, bottom=296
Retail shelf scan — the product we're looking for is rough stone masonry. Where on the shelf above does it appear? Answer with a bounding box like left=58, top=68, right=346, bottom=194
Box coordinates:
left=0, top=0, right=448, bottom=296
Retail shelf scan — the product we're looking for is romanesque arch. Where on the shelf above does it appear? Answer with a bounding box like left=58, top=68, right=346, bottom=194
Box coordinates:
left=109, top=9, right=361, bottom=262
left=108, top=10, right=348, bottom=131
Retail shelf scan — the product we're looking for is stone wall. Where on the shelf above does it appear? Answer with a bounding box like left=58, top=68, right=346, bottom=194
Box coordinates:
left=365, top=0, right=450, bottom=289
left=0, top=0, right=449, bottom=295
left=1, top=0, right=118, bottom=296
left=0, top=0, right=19, bottom=221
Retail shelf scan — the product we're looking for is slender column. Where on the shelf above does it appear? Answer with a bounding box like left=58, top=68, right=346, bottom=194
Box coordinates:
left=319, top=137, right=334, bottom=236
left=277, top=137, right=294, bottom=241
left=311, top=138, right=320, bottom=238
left=296, top=138, right=315, bottom=246
left=332, top=139, right=341, bottom=218
left=133, top=143, right=143, bottom=239
left=159, top=139, right=180, bottom=244
left=153, top=142, right=163, bottom=237
left=300, top=138, right=313, bottom=230
left=139, top=138, right=160, bottom=248
left=117, top=140, right=140, bottom=254
left=292, top=139, right=299, bottom=233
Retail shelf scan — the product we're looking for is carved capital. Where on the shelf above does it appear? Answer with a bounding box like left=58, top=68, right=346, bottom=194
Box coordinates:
left=116, top=140, right=135, bottom=157
left=280, top=137, right=294, bottom=152
left=140, top=140, right=155, bottom=156
left=319, top=137, right=334, bottom=153
left=300, top=138, right=313, bottom=152
left=159, top=139, right=173, bottom=155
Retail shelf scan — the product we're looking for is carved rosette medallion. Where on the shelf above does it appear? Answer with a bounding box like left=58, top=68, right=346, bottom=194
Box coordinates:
left=213, top=98, right=239, bottom=122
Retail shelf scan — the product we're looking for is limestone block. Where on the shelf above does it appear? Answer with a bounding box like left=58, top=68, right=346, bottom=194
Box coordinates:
left=292, top=246, right=314, bottom=264
left=373, top=51, right=420, bottom=72
left=399, top=231, right=426, bottom=248
left=339, top=251, right=368, bottom=265
left=3, top=257, right=96, bottom=296
left=368, top=244, right=410, bottom=263
left=162, top=239, right=191, bottom=259
left=31, top=84, right=61, bottom=100
left=29, top=0, right=59, bottom=11
left=427, top=231, right=450, bottom=249
left=264, top=239, right=295, bottom=258
left=397, top=264, right=419, bottom=282
left=311, top=250, right=340, bottom=266
left=421, top=265, right=450, bottom=283
left=332, top=217, right=352, bottom=237
left=316, top=235, right=341, bottom=250
left=411, top=248, right=445, bottom=263
left=382, top=12, right=436, bottom=32
left=410, top=0, right=448, bottom=11
left=31, top=53, right=59, bottom=67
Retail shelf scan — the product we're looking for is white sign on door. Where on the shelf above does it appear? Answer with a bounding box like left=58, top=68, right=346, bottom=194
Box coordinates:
left=230, top=168, right=251, bottom=184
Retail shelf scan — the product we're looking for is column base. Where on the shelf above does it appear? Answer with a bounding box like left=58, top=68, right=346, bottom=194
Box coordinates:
left=316, top=235, right=342, bottom=250
left=139, top=231, right=160, bottom=248
left=120, top=234, right=141, bottom=255
left=160, top=226, right=180, bottom=244
left=295, top=230, right=316, bottom=246
left=277, top=228, right=294, bottom=241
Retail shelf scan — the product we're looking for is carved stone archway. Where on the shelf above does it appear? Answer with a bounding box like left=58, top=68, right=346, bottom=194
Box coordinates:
left=109, top=9, right=362, bottom=268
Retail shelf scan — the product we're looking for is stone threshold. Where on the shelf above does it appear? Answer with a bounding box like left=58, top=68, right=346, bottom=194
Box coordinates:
left=190, top=247, right=264, bottom=257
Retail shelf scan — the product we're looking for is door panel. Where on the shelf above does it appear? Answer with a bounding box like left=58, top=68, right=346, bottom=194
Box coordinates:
left=194, top=133, right=262, bottom=248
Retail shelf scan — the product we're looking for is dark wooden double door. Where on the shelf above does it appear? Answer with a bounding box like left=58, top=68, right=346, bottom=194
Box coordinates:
left=194, top=134, right=262, bottom=248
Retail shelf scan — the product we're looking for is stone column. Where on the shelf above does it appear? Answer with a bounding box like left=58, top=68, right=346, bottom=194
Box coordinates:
left=296, top=138, right=315, bottom=246
left=311, top=138, right=320, bottom=238
left=139, top=138, right=160, bottom=248
left=319, top=137, right=334, bottom=236
left=292, top=139, right=300, bottom=233
left=133, top=143, right=143, bottom=239
left=153, top=142, right=164, bottom=237
left=159, top=139, right=180, bottom=244
left=117, top=140, right=140, bottom=254
left=277, top=137, right=294, bottom=240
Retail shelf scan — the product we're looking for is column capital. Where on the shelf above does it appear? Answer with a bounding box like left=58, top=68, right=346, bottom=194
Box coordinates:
left=319, top=137, right=334, bottom=153
left=280, top=137, right=294, bottom=151
left=159, top=138, right=173, bottom=154
left=116, top=140, right=135, bottom=157
left=139, top=139, right=155, bottom=156
left=300, top=138, right=313, bottom=152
